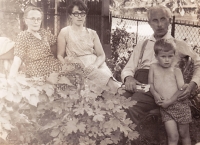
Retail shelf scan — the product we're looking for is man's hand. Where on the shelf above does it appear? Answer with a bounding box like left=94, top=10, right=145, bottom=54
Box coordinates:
left=124, top=76, right=142, bottom=93
left=178, top=82, right=196, bottom=101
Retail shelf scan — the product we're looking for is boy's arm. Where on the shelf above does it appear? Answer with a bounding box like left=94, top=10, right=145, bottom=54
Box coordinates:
left=170, top=68, right=185, bottom=103
left=148, top=65, right=163, bottom=102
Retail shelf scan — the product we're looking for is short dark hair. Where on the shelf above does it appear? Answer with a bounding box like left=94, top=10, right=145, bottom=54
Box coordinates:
left=23, top=6, right=43, bottom=19
left=154, top=39, right=176, bottom=55
left=67, top=0, right=88, bottom=14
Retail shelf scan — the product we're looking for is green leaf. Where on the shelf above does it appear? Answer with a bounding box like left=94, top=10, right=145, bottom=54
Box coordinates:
left=74, top=107, right=84, bottom=115
left=127, top=131, right=139, bottom=140
left=2, top=123, right=14, bottom=130
left=124, top=118, right=132, bottom=125
left=0, top=116, right=10, bottom=124
left=12, top=94, right=22, bottom=103
left=0, top=90, right=7, bottom=99
left=77, top=122, right=86, bottom=133
left=83, top=104, right=94, bottom=116
left=26, top=94, right=39, bottom=107
left=50, top=128, right=60, bottom=137
left=52, top=106, right=62, bottom=114
left=65, top=118, right=78, bottom=134
left=15, top=74, right=28, bottom=86
left=43, top=83, right=55, bottom=97
left=0, top=103, right=3, bottom=112
left=0, top=129, right=8, bottom=140
left=46, top=72, right=59, bottom=84
left=4, top=105, right=13, bottom=112
left=100, top=138, right=113, bottom=145
left=38, top=94, right=48, bottom=102
left=106, top=100, right=115, bottom=109
left=29, top=87, right=39, bottom=96
left=21, top=89, right=31, bottom=98
left=93, top=114, right=105, bottom=122
left=110, top=131, right=121, bottom=144
left=119, top=124, right=132, bottom=136
left=103, top=118, right=121, bottom=131
left=79, top=136, right=96, bottom=145
left=58, top=76, right=74, bottom=86
left=40, top=121, right=57, bottom=131
left=5, top=91, right=14, bottom=102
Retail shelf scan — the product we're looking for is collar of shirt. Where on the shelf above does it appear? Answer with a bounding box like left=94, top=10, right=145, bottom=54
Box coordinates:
left=149, top=32, right=173, bottom=42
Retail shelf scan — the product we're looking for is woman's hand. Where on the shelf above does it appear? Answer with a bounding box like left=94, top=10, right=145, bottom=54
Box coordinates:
left=57, top=55, right=65, bottom=64
left=84, top=64, right=98, bottom=76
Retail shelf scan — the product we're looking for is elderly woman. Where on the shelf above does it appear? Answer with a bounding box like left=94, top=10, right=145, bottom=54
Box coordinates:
left=57, top=0, right=121, bottom=94
left=9, top=6, right=62, bottom=78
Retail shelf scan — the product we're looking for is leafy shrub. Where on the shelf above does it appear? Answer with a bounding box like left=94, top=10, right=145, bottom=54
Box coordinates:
left=0, top=63, right=139, bottom=145
left=106, top=19, right=136, bottom=82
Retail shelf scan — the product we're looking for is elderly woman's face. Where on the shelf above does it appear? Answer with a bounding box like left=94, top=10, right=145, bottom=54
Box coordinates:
left=25, top=10, right=42, bottom=32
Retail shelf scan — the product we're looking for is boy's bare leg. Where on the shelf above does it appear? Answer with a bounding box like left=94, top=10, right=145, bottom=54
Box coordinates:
left=178, top=123, right=191, bottom=145
left=164, top=120, right=179, bottom=145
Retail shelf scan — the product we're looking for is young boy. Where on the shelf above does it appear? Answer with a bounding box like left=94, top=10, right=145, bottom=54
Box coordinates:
left=148, top=39, right=192, bottom=145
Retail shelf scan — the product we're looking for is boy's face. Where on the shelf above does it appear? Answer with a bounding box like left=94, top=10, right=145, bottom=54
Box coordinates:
left=155, top=50, right=175, bottom=68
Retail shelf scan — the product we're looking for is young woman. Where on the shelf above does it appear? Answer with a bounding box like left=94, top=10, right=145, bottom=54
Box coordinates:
left=57, top=0, right=121, bottom=94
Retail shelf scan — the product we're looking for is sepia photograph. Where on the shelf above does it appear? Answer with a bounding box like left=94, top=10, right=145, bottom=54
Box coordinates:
left=0, top=0, right=200, bottom=145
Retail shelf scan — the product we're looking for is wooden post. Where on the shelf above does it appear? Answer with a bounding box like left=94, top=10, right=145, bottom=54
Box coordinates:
left=171, top=15, right=175, bottom=37
left=54, top=0, right=60, bottom=35
left=101, top=0, right=111, bottom=58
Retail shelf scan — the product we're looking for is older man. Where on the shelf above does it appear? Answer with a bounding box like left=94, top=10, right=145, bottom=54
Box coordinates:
left=121, top=5, right=200, bottom=125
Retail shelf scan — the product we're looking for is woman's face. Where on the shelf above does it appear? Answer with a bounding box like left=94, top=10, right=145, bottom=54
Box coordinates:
left=25, top=10, right=42, bottom=32
left=70, top=6, right=86, bottom=26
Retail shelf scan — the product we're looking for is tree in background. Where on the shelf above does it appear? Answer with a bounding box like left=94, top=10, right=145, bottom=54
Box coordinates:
left=110, top=0, right=200, bottom=17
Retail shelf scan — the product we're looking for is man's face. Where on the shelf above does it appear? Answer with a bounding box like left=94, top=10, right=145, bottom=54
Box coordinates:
left=148, top=9, right=170, bottom=39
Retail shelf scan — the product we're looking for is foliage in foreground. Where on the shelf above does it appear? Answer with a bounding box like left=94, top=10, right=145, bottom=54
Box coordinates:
left=0, top=63, right=138, bottom=145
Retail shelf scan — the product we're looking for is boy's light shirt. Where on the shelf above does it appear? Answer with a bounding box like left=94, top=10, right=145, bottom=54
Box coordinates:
left=121, top=32, right=200, bottom=86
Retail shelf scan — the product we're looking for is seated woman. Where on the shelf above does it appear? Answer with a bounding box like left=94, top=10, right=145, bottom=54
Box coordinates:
left=9, top=6, right=62, bottom=78
left=57, top=0, right=121, bottom=94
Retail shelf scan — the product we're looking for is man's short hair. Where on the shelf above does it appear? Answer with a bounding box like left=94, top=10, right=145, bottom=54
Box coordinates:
left=147, top=5, right=172, bottom=20
left=154, top=39, right=176, bottom=55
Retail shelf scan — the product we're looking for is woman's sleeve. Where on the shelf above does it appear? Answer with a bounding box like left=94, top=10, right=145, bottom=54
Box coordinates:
left=46, top=30, right=57, bottom=46
left=14, top=32, right=28, bottom=61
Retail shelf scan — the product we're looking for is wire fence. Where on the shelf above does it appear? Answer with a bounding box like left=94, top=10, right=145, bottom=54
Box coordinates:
left=112, top=15, right=200, bottom=54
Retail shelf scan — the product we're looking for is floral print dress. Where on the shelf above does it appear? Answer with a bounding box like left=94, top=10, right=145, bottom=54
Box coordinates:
left=14, top=29, right=62, bottom=77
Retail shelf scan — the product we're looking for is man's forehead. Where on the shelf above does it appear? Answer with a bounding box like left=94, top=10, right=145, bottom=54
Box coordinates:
left=150, top=9, right=167, bottom=18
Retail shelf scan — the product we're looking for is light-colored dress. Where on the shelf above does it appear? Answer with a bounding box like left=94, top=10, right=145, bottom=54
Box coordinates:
left=62, top=26, right=112, bottom=89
